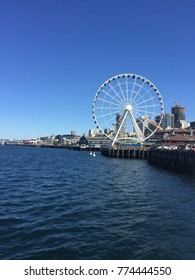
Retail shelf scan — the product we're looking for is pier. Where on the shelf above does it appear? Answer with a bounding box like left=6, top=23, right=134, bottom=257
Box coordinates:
left=101, top=147, right=148, bottom=159
left=148, top=147, right=195, bottom=175
left=101, top=146, right=195, bottom=175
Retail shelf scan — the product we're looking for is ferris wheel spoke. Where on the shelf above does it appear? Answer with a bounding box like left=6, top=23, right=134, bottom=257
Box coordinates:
left=131, top=87, right=153, bottom=106
left=131, top=109, right=144, bottom=120
left=108, top=83, right=125, bottom=104
left=95, top=108, right=122, bottom=119
left=128, top=78, right=136, bottom=103
left=145, top=122, right=157, bottom=134
left=117, top=79, right=127, bottom=103
left=134, top=106, right=159, bottom=115
left=126, top=77, right=129, bottom=102
left=133, top=111, right=154, bottom=121
left=134, top=108, right=159, bottom=116
left=134, top=103, right=161, bottom=109
left=131, top=80, right=151, bottom=104
left=131, top=111, right=150, bottom=128
left=133, top=95, right=156, bottom=107
left=95, top=106, right=121, bottom=110
left=134, top=80, right=146, bottom=98
left=99, top=114, right=119, bottom=129
left=144, top=126, right=154, bottom=136
left=97, top=97, right=122, bottom=108
left=101, top=88, right=124, bottom=106
left=132, top=111, right=158, bottom=136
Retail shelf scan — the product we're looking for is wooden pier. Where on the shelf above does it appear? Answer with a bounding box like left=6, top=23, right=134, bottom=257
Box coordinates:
left=148, top=148, right=195, bottom=175
left=101, top=147, right=148, bottom=159
left=101, top=147, right=195, bottom=175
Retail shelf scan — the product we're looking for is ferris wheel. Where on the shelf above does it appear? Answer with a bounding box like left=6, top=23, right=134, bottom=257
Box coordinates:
left=92, top=73, right=164, bottom=146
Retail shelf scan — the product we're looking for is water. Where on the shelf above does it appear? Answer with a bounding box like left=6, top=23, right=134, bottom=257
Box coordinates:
left=0, top=145, right=195, bottom=260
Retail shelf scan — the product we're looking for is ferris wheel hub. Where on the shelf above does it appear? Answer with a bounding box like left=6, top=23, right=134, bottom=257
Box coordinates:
left=125, top=104, right=132, bottom=111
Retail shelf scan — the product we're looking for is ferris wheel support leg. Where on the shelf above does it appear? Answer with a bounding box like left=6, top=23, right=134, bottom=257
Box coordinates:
left=112, top=110, right=128, bottom=146
left=128, top=111, right=144, bottom=142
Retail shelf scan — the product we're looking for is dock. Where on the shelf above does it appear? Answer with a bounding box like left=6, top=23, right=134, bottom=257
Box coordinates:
left=148, top=147, right=195, bottom=175
left=101, top=146, right=195, bottom=175
left=101, top=147, right=148, bottom=159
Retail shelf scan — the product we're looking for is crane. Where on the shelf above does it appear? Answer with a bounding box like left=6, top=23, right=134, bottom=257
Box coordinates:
left=170, top=98, right=179, bottom=106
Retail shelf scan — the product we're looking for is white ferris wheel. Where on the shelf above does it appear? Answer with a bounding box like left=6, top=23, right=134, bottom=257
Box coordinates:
left=92, top=73, right=164, bottom=146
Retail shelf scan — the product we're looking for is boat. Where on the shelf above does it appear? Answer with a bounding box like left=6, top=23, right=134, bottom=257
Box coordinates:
left=90, top=151, right=93, bottom=156
left=92, top=152, right=96, bottom=157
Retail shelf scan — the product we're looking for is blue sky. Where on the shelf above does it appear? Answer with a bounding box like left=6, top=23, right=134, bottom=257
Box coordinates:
left=0, top=0, right=195, bottom=139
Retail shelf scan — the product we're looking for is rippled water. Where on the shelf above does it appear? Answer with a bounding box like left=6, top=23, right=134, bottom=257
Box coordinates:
left=0, top=145, right=195, bottom=260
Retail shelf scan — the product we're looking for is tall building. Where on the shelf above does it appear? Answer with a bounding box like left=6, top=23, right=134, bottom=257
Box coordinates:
left=88, top=129, right=102, bottom=137
left=116, top=114, right=125, bottom=135
left=155, top=115, right=161, bottom=125
left=158, top=113, right=174, bottom=129
left=71, top=130, right=77, bottom=136
left=171, top=105, right=185, bottom=128
left=88, top=129, right=96, bottom=137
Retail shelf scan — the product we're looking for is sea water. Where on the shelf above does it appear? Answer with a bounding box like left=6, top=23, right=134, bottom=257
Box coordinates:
left=0, top=145, right=195, bottom=259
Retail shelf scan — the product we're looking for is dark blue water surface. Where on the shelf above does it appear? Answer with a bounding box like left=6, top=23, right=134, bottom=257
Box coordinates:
left=0, top=145, right=195, bottom=260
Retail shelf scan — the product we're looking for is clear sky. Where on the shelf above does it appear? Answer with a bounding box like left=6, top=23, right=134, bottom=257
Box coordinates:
left=0, top=0, right=195, bottom=139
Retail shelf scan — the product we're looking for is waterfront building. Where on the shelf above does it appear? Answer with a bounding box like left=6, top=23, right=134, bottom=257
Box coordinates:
left=177, top=120, right=190, bottom=129
left=190, top=121, right=195, bottom=129
left=39, top=135, right=56, bottom=145
left=23, top=139, right=40, bottom=145
left=152, top=128, right=195, bottom=142
left=58, top=134, right=80, bottom=145
left=79, top=135, right=111, bottom=148
left=162, top=133, right=195, bottom=145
